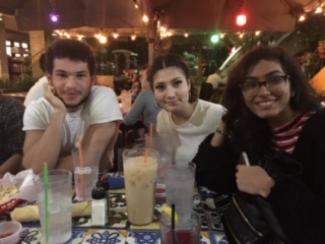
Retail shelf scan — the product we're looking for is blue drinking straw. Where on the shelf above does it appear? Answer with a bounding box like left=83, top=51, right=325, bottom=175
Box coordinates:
left=43, top=162, right=49, bottom=244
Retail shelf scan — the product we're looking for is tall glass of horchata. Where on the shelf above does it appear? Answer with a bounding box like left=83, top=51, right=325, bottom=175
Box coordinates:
left=123, top=147, right=159, bottom=225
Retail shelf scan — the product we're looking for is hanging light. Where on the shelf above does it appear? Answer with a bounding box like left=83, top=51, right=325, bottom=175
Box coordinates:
left=131, top=34, right=137, bottom=41
left=49, top=12, right=60, bottom=23
left=49, top=0, right=60, bottom=24
left=235, top=0, right=247, bottom=27
left=184, top=32, right=189, bottom=38
left=236, top=13, right=247, bottom=26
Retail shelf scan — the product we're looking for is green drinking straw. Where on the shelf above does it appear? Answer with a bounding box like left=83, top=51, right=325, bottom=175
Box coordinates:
left=43, top=162, right=49, bottom=244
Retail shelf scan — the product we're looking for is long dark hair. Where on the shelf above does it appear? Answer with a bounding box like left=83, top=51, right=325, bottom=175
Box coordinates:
left=223, top=45, right=320, bottom=154
left=147, top=53, right=198, bottom=103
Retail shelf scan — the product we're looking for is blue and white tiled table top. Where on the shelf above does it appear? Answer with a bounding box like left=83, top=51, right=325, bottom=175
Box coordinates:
left=17, top=185, right=229, bottom=244
left=20, top=227, right=228, bottom=244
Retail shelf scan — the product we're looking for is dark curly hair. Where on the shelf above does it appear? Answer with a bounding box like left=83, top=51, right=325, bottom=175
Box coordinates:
left=222, top=45, right=320, bottom=154
left=45, top=39, right=96, bottom=76
left=147, top=53, right=198, bottom=103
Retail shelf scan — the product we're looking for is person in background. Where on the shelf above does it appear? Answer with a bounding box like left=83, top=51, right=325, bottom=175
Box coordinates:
left=114, top=68, right=131, bottom=96
left=120, top=68, right=160, bottom=146
left=147, top=53, right=225, bottom=166
left=123, top=68, right=160, bottom=129
left=0, top=95, right=25, bottom=176
left=23, top=39, right=122, bottom=173
left=199, top=80, right=214, bottom=101
left=24, top=53, right=48, bottom=106
left=294, top=49, right=313, bottom=80
left=130, top=78, right=141, bottom=103
left=194, top=46, right=325, bottom=243
left=206, top=69, right=222, bottom=90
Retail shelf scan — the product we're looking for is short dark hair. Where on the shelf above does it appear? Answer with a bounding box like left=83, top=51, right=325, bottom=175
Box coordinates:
left=147, top=53, right=198, bottom=103
left=45, top=39, right=96, bottom=75
left=222, top=45, right=320, bottom=154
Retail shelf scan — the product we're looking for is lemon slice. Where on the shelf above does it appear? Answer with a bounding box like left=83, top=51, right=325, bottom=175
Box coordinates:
left=161, top=204, right=179, bottom=223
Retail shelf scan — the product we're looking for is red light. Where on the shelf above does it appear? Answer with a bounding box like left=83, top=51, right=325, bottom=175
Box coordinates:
left=236, top=13, right=247, bottom=26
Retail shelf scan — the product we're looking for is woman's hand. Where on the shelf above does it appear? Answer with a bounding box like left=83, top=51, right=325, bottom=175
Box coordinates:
left=236, top=165, right=275, bottom=198
left=44, top=83, right=66, bottom=113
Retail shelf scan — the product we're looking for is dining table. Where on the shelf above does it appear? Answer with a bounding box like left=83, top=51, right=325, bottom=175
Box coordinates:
left=8, top=174, right=230, bottom=244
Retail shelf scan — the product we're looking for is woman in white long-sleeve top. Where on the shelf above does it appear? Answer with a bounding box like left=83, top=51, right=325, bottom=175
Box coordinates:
left=147, top=54, right=225, bottom=166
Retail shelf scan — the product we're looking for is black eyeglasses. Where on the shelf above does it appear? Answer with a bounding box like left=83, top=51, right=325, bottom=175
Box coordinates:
left=240, top=74, right=289, bottom=93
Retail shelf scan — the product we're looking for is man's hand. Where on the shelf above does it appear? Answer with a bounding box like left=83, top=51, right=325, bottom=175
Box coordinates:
left=236, top=165, right=275, bottom=198
left=44, top=83, right=66, bottom=113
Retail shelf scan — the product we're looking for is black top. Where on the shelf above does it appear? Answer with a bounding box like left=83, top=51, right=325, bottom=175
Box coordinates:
left=0, top=96, right=25, bottom=164
left=193, top=109, right=325, bottom=244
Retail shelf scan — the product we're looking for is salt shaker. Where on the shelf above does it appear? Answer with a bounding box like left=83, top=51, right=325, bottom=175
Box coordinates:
left=91, top=186, right=107, bottom=226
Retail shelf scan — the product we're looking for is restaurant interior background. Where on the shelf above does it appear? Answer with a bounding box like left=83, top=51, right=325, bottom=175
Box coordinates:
left=0, top=0, right=325, bottom=98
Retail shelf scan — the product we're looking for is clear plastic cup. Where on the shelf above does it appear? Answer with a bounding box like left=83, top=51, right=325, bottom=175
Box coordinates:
left=71, top=147, right=99, bottom=201
left=165, top=162, right=196, bottom=221
left=36, top=169, right=72, bottom=244
left=160, top=211, right=201, bottom=244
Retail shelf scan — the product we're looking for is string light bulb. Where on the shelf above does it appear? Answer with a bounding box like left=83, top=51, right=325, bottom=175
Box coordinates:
left=298, top=14, right=306, bottom=22
left=142, top=14, right=149, bottom=23
left=315, top=6, right=322, bottom=14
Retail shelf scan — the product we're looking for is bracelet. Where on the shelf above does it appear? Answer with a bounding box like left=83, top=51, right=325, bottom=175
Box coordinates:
left=215, top=128, right=226, bottom=136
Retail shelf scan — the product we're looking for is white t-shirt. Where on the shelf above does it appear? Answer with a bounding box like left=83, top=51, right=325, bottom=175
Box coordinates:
left=23, top=85, right=123, bottom=155
left=24, top=76, right=48, bottom=106
left=156, top=99, right=226, bottom=166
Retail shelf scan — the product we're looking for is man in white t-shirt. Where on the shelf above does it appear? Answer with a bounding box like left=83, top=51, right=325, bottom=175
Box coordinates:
left=24, top=53, right=48, bottom=107
left=23, top=39, right=122, bottom=173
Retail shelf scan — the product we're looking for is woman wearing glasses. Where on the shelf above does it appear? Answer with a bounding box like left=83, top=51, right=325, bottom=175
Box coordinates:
left=194, top=46, right=325, bottom=243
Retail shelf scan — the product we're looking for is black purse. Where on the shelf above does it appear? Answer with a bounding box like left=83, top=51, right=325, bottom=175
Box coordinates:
left=222, top=192, right=289, bottom=244
left=221, top=151, right=297, bottom=244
